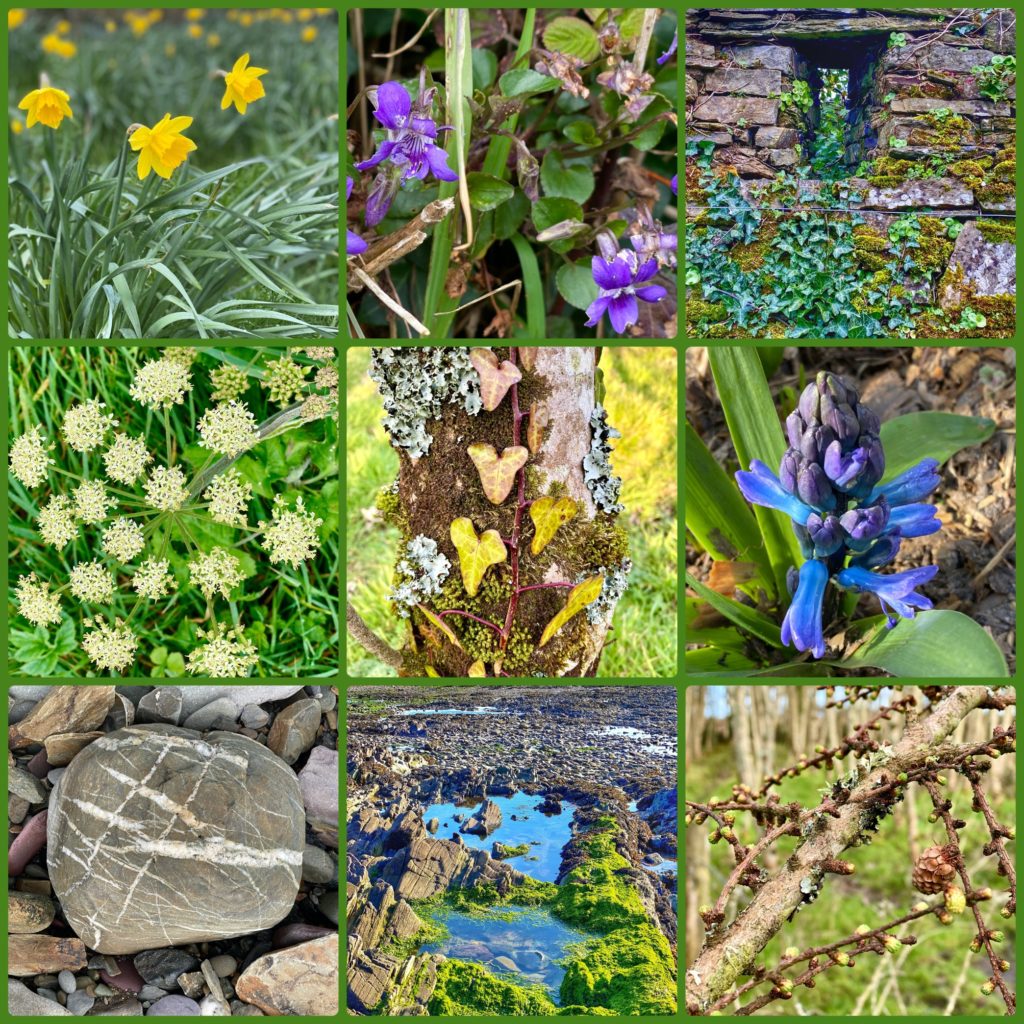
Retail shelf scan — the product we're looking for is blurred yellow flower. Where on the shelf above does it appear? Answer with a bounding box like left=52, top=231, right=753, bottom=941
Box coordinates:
left=8, top=9, right=27, bottom=30
left=19, top=86, right=73, bottom=129
left=297, top=8, right=314, bottom=21
left=41, top=33, right=77, bottom=58
left=207, top=32, right=221, bottom=46
left=301, top=26, right=317, bottom=42
left=11, top=118, right=24, bottom=134
left=221, top=53, right=268, bottom=114
left=129, top=114, right=197, bottom=180
left=185, top=7, right=205, bottom=20
left=239, top=12, right=254, bottom=27
left=56, top=18, right=71, bottom=34
left=105, top=19, right=117, bottom=32
left=165, top=42, right=177, bottom=57
left=226, top=9, right=239, bottom=21
left=125, top=13, right=149, bottom=37
left=187, top=24, right=203, bottom=39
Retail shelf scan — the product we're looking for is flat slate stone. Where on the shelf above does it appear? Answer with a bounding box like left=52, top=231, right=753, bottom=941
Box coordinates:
left=9, top=687, right=115, bottom=751
left=48, top=726, right=304, bottom=955
left=705, top=68, right=782, bottom=96
left=690, top=95, right=779, bottom=125
left=235, top=934, right=338, bottom=1016
left=940, top=221, right=1015, bottom=308
left=8, top=979, right=72, bottom=1016
left=175, top=686, right=304, bottom=719
left=181, top=697, right=239, bottom=731
left=135, top=688, right=183, bottom=726
left=267, top=699, right=321, bottom=765
left=298, top=746, right=339, bottom=849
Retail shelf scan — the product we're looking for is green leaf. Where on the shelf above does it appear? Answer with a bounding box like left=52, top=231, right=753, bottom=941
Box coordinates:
left=686, top=572, right=782, bottom=648
left=532, top=198, right=584, bottom=255
left=685, top=647, right=759, bottom=675
left=555, top=262, right=598, bottom=310
left=628, top=95, right=670, bottom=151
left=471, top=47, right=498, bottom=90
left=708, top=348, right=803, bottom=597
left=450, top=517, right=507, bottom=597
left=466, top=172, right=515, bottom=212
left=529, top=496, right=578, bottom=555
left=539, top=575, right=604, bottom=647
left=879, top=412, right=995, bottom=482
left=618, top=7, right=646, bottom=43
left=564, top=120, right=601, bottom=146
left=416, top=604, right=464, bottom=650
left=500, top=69, right=559, bottom=97
left=842, top=610, right=1008, bottom=677
left=540, top=152, right=595, bottom=204
left=685, top=422, right=773, bottom=587
left=542, top=15, right=600, bottom=62
left=494, top=190, right=530, bottom=240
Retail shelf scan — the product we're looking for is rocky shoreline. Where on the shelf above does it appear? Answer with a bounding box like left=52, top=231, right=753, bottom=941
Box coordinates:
left=346, top=686, right=678, bottom=1016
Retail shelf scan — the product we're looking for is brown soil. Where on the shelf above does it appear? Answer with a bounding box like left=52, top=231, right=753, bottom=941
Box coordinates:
left=686, top=346, right=1016, bottom=674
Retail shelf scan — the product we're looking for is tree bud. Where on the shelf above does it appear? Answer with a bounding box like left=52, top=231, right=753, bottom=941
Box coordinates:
left=778, top=979, right=793, bottom=993
left=936, top=774, right=947, bottom=785
left=912, top=902, right=929, bottom=913
left=980, top=980, right=995, bottom=995
left=897, top=772, right=908, bottom=783
left=1000, top=960, right=1010, bottom=972
left=855, top=924, right=870, bottom=936
left=944, top=885, right=966, bottom=915
left=709, top=830, right=721, bottom=844
left=723, top=812, right=736, bottom=825
left=883, top=935, right=901, bottom=954
left=989, top=930, right=1004, bottom=943
left=699, top=904, right=712, bottom=916
left=1000, top=906, right=1012, bottom=919
left=720, top=826, right=734, bottom=840
left=784, top=946, right=800, bottom=959
left=1007, top=827, right=1016, bottom=839
left=835, top=952, right=850, bottom=966
left=970, top=938, right=981, bottom=953
left=928, top=812, right=938, bottom=823
left=938, top=910, right=953, bottom=925
left=975, top=887, right=993, bottom=900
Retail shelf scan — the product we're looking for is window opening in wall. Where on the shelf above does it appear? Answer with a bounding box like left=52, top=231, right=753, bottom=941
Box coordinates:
left=808, top=68, right=849, bottom=179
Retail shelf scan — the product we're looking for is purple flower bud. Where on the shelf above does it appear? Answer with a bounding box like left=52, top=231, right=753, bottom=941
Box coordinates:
left=800, top=425, right=837, bottom=463
left=786, top=565, right=800, bottom=597
left=855, top=403, right=881, bottom=436
left=820, top=393, right=860, bottom=444
left=786, top=411, right=805, bottom=450
left=823, top=440, right=868, bottom=490
left=850, top=535, right=902, bottom=570
left=840, top=498, right=890, bottom=547
left=806, top=512, right=844, bottom=557
left=779, top=450, right=800, bottom=495
left=798, top=461, right=835, bottom=511
left=798, top=381, right=820, bottom=424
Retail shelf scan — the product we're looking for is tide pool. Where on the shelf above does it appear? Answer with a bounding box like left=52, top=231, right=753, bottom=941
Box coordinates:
left=421, top=793, right=575, bottom=883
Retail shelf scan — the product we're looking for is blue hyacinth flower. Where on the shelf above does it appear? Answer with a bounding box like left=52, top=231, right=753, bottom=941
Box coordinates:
left=835, top=564, right=939, bottom=627
left=867, top=458, right=940, bottom=506
left=781, top=559, right=828, bottom=658
left=885, top=503, right=941, bottom=538
left=735, top=459, right=814, bottom=525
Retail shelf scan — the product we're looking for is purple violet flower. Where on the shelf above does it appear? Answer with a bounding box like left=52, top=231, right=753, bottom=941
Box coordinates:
left=346, top=176, right=367, bottom=256
left=671, top=173, right=678, bottom=195
left=585, top=249, right=667, bottom=334
left=656, top=30, right=678, bottom=65
left=355, top=81, right=456, bottom=182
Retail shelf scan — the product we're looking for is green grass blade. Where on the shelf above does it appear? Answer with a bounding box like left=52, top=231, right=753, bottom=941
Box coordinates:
left=686, top=572, right=782, bottom=648
left=510, top=232, right=544, bottom=336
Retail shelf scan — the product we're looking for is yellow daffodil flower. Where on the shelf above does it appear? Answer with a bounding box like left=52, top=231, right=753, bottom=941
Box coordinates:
left=185, top=8, right=205, bottom=20
left=41, top=33, right=77, bottom=58
left=129, top=114, right=197, bottom=180
left=239, top=12, right=254, bottom=27
left=8, top=9, right=26, bottom=30
left=207, top=32, right=221, bottom=46
left=56, top=18, right=71, bottom=34
left=301, top=26, right=317, bottom=42
left=11, top=118, right=24, bottom=134
left=187, top=24, right=203, bottom=39
left=104, top=19, right=117, bottom=32
left=221, top=53, right=268, bottom=114
left=19, top=86, right=73, bottom=129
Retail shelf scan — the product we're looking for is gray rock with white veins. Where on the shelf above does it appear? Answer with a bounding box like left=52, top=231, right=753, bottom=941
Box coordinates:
left=47, top=725, right=304, bottom=955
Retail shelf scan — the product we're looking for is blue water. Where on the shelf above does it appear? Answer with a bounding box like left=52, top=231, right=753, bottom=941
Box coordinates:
left=645, top=857, right=677, bottom=876
left=397, top=707, right=506, bottom=716
left=421, top=793, right=574, bottom=883
left=422, top=905, right=589, bottom=1000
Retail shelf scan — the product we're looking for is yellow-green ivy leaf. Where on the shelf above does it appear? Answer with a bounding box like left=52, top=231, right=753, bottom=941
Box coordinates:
left=518, top=347, right=538, bottom=372
left=538, top=574, right=604, bottom=647
left=416, top=604, right=463, bottom=650
left=425, top=665, right=440, bottom=677
left=467, top=442, right=528, bottom=504
left=527, top=401, right=547, bottom=453
left=530, top=496, right=578, bottom=555
left=450, top=517, right=507, bottom=597
left=467, top=659, right=487, bottom=677
left=469, top=348, right=522, bottom=411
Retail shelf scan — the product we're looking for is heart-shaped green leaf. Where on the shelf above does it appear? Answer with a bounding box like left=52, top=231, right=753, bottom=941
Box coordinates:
left=416, top=604, right=463, bottom=650
left=467, top=658, right=487, bottom=677
left=467, top=442, right=528, bottom=504
left=529, top=496, right=577, bottom=555
left=470, top=348, right=522, bottom=411
left=450, top=517, right=507, bottom=597
left=466, top=172, right=515, bottom=213
left=539, top=574, right=603, bottom=647
left=842, top=609, right=1008, bottom=677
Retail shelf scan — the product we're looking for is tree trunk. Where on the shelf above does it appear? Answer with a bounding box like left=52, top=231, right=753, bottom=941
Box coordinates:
left=686, top=687, right=706, bottom=768
left=730, top=688, right=757, bottom=789
left=366, top=346, right=631, bottom=677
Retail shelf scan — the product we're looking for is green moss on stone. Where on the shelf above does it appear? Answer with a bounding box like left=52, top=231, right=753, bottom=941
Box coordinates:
left=915, top=217, right=956, bottom=274
left=976, top=181, right=1014, bottom=204
left=976, top=220, right=1016, bottom=243
left=853, top=226, right=890, bottom=272
left=429, top=960, right=556, bottom=1016
left=685, top=299, right=727, bottom=323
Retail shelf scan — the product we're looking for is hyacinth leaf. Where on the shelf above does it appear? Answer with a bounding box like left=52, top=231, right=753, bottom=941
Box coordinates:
left=529, top=496, right=578, bottom=555
left=415, top=604, right=463, bottom=651
left=878, top=412, right=996, bottom=482
left=526, top=401, right=548, bottom=453
left=467, top=658, right=487, bottom=677
left=450, top=517, right=507, bottom=597
left=708, top=347, right=802, bottom=598
left=424, top=665, right=440, bottom=677
left=685, top=422, right=772, bottom=585
left=685, top=647, right=759, bottom=675
left=518, top=347, right=538, bottom=372
left=842, top=609, right=1008, bottom=677
left=469, top=348, right=522, bottom=411
left=538, top=574, right=604, bottom=647
left=467, top=442, right=528, bottom=504
left=686, top=572, right=783, bottom=648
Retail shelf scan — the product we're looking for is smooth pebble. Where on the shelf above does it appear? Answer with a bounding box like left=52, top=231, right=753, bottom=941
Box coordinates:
left=208, top=955, right=237, bottom=979
left=66, top=990, right=95, bottom=1016
left=146, top=995, right=200, bottom=1016
left=199, top=995, right=229, bottom=1016
left=58, top=970, right=77, bottom=995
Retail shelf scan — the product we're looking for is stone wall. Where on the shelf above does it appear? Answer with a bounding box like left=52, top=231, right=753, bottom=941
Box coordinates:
left=685, top=7, right=1016, bottom=205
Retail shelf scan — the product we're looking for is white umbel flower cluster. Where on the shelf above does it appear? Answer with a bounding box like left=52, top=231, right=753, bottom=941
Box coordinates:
left=132, top=558, right=176, bottom=600
left=187, top=546, right=248, bottom=599
left=72, top=480, right=117, bottom=524
left=15, top=573, right=63, bottom=627
left=144, top=465, right=189, bottom=510
left=9, top=427, right=55, bottom=488
left=101, top=517, right=145, bottom=563
left=258, top=495, right=324, bottom=569
left=69, top=561, right=116, bottom=604
left=197, top=400, right=259, bottom=457
left=129, top=356, right=193, bottom=410
left=62, top=401, right=118, bottom=453
left=82, top=617, right=138, bottom=672
left=37, top=495, right=78, bottom=548
left=187, top=623, right=259, bottom=677
left=103, top=432, right=152, bottom=484
left=203, top=469, right=253, bottom=525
